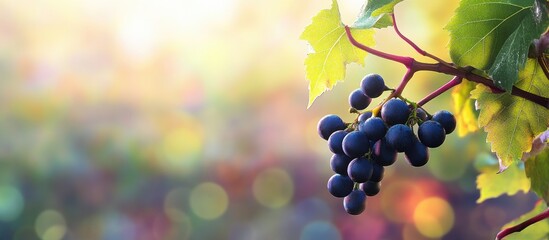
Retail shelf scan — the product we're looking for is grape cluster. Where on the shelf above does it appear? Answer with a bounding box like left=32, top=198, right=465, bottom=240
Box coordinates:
left=318, top=73, right=456, bottom=215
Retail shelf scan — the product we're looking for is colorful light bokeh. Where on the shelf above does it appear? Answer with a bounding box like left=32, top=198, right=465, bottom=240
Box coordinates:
left=0, top=0, right=541, bottom=239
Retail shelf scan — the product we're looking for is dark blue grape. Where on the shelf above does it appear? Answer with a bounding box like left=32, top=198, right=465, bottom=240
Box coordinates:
left=342, top=131, right=370, bottom=158
left=432, top=110, right=456, bottom=134
left=318, top=115, right=346, bottom=140
left=372, top=139, right=398, bottom=166
left=381, top=98, right=411, bottom=126
left=415, top=108, right=428, bottom=122
left=360, top=181, right=380, bottom=196
left=369, top=162, right=384, bottom=182
left=385, top=124, right=416, bottom=152
left=327, top=174, right=354, bottom=198
left=343, top=189, right=366, bottom=215
left=330, top=154, right=353, bottom=175
left=404, top=140, right=429, bottom=167
left=349, top=89, right=372, bottom=110
left=328, top=130, right=347, bottom=154
left=358, top=111, right=372, bottom=123
left=360, top=73, right=385, bottom=98
left=347, top=157, right=373, bottom=183
left=358, top=117, right=387, bottom=141
left=418, top=120, right=446, bottom=148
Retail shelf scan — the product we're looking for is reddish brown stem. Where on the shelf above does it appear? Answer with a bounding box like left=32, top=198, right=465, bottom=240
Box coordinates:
left=345, top=25, right=549, bottom=109
left=418, top=76, right=463, bottom=106
left=538, top=55, right=549, bottom=80
left=344, top=26, right=413, bottom=68
left=496, top=206, right=549, bottom=240
left=391, top=14, right=451, bottom=66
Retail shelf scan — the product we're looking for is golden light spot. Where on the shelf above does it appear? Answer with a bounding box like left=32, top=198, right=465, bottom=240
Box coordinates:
left=380, top=181, right=425, bottom=223
left=402, top=224, right=431, bottom=240
left=413, top=197, right=454, bottom=238
left=189, top=182, right=228, bottom=220
left=252, top=168, right=294, bottom=208
left=35, top=210, right=67, bottom=240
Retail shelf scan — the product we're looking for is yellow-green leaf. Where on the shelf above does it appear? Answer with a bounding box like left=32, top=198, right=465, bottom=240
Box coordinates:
left=476, top=163, right=530, bottom=203
left=500, top=201, right=549, bottom=240
left=300, top=0, right=375, bottom=107
left=451, top=81, right=479, bottom=137
left=446, top=0, right=549, bottom=91
left=353, top=0, right=404, bottom=29
left=525, top=147, right=549, bottom=203
left=471, top=59, right=549, bottom=167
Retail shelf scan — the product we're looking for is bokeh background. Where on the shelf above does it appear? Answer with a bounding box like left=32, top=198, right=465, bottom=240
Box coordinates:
left=0, top=0, right=540, bottom=239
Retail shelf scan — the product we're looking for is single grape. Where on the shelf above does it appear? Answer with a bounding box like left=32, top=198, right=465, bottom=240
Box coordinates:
left=381, top=98, right=411, bottom=126
left=385, top=124, right=416, bottom=152
left=330, top=154, right=353, bottom=175
left=347, top=157, right=374, bottom=183
left=343, top=189, right=366, bottom=215
left=432, top=110, right=456, bottom=134
left=404, top=140, right=429, bottom=167
left=318, top=115, right=346, bottom=140
left=372, top=139, right=398, bottom=166
left=369, top=162, right=384, bottom=182
left=358, top=111, right=372, bottom=123
left=349, top=89, right=372, bottom=110
left=360, top=73, right=386, bottom=98
left=360, top=181, right=380, bottom=196
left=415, top=108, right=428, bottom=122
left=418, top=120, right=446, bottom=148
left=328, top=130, right=347, bottom=154
left=342, top=131, right=370, bottom=158
left=358, top=117, right=387, bottom=141
left=327, top=174, right=354, bottom=198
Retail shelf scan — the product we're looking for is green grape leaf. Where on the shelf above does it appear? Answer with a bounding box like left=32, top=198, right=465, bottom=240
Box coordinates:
left=500, top=201, right=549, bottom=240
left=446, top=0, right=549, bottom=91
left=476, top=163, right=530, bottom=203
left=525, top=147, right=549, bottom=203
left=471, top=59, right=549, bottom=168
left=300, top=0, right=375, bottom=108
left=451, top=81, right=479, bottom=137
left=353, top=0, right=403, bottom=29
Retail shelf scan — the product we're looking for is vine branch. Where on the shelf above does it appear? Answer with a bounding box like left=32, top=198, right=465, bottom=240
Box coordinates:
left=343, top=25, right=549, bottom=109
left=496, top=206, right=549, bottom=240
left=391, top=14, right=452, bottom=67
left=418, top=76, right=463, bottom=107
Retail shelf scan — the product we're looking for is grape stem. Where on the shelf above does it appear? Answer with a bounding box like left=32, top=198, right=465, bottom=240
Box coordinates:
left=418, top=76, right=463, bottom=107
left=343, top=26, right=549, bottom=109
left=496, top=205, right=549, bottom=240
left=391, top=14, right=452, bottom=67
